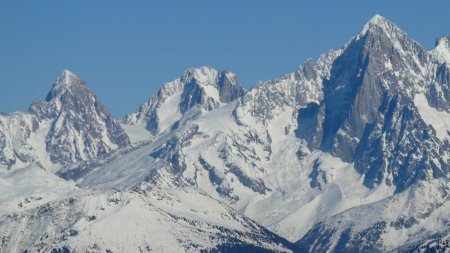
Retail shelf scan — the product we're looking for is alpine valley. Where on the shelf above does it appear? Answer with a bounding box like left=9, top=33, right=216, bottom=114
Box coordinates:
left=1, top=15, right=450, bottom=253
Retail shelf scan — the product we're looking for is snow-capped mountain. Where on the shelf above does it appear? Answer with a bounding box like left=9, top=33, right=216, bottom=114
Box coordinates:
left=0, top=70, right=130, bottom=172
left=118, top=15, right=450, bottom=251
left=123, top=66, right=245, bottom=139
left=0, top=69, right=296, bottom=252
left=1, top=14, right=450, bottom=253
left=296, top=14, right=449, bottom=192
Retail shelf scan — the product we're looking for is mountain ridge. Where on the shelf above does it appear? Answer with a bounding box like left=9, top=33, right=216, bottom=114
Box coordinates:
left=1, top=14, right=450, bottom=252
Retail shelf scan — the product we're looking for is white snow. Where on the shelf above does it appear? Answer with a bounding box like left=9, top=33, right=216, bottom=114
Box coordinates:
left=27, top=119, right=59, bottom=172
left=202, top=85, right=220, bottom=101
left=78, top=144, right=157, bottom=190
left=188, top=66, right=219, bottom=85
left=0, top=165, right=77, bottom=213
left=433, top=37, right=450, bottom=64
left=169, top=94, right=396, bottom=241
left=120, top=123, right=153, bottom=143
left=414, top=93, right=450, bottom=141
left=321, top=178, right=450, bottom=251
left=357, top=14, right=391, bottom=40
left=156, top=92, right=183, bottom=132
left=244, top=150, right=394, bottom=241
left=56, top=69, right=79, bottom=87
left=385, top=59, right=393, bottom=70
left=2, top=16, right=450, bottom=252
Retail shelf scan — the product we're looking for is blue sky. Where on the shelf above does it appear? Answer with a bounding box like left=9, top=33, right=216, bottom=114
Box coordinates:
left=1, top=0, right=449, bottom=117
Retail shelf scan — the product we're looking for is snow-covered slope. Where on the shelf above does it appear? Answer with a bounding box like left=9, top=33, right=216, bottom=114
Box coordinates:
left=0, top=166, right=77, bottom=214
left=297, top=179, right=450, bottom=252
left=0, top=163, right=296, bottom=252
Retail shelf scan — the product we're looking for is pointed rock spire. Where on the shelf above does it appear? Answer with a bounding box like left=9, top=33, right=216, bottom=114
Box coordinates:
left=43, top=70, right=130, bottom=165
left=56, top=69, right=80, bottom=85
left=46, top=69, right=87, bottom=101
left=357, top=14, right=404, bottom=40
left=367, top=14, right=389, bottom=26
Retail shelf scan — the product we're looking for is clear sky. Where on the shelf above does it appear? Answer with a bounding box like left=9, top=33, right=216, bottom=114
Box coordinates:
left=1, top=0, right=449, bottom=117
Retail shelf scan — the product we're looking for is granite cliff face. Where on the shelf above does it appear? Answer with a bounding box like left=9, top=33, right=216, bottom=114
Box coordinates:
left=297, top=15, right=450, bottom=192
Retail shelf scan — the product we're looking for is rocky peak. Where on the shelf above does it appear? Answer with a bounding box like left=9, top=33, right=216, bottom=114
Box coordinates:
left=180, top=67, right=244, bottom=104
left=296, top=15, right=447, bottom=193
left=40, top=70, right=130, bottom=165
left=2, top=70, right=131, bottom=170
left=363, top=14, right=392, bottom=29
left=56, top=69, right=80, bottom=86
left=181, top=67, right=218, bottom=85
left=45, top=70, right=87, bottom=102
left=357, top=14, right=403, bottom=40
left=436, top=36, right=450, bottom=48
left=433, top=36, right=450, bottom=64
left=124, top=67, right=245, bottom=135
left=355, top=14, right=428, bottom=70
left=179, top=67, right=244, bottom=113
left=180, top=67, right=242, bottom=91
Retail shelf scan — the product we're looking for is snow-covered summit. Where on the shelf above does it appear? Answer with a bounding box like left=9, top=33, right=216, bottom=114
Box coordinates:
left=357, top=14, right=406, bottom=41
left=361, top=14, right=394, bottom=31
left=436, top=36, right=450, bottom=48
left=433, top=36, right=450, bottom=63
left=123, top=66, right=245, bottom=136
left=56, top=69, right=80, bottom=86
left=180, top=66, right=243, bottom=102
left=366, top=14, right=389, bottom=27
left=182, top=66, right=219, bottom=85
left=46, top=69, right=87, bottom=102
left=1, top=70, right=130, bottom=171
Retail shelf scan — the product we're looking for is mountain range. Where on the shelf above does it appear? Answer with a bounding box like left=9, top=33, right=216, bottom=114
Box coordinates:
left=1, top=15, right=449, bottom=252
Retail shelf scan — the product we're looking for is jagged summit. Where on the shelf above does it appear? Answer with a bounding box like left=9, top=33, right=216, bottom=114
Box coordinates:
left=356, top=14, right=405, bottom=40
left=46, top=69, right=87, bottom=101
left=362, top=14, right=393, bottom=30
left=181, top=66, right=242, bottom=93
left=27, top=69, right=131, bottom=166
left=123, top=66, right=245, bottom=135
left=180, top=66, right=244, bottom=106
left=436, top=36, right=450, bottom=47
left=367, top=14, right=388, bottom=25
left=182, top=66, right=219, bottom=84
left=57, top=69, right=79, bottom=84
left=54, top=69, right=85, bottom=90
left=434, top=36, right=450, bottom=63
